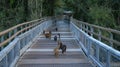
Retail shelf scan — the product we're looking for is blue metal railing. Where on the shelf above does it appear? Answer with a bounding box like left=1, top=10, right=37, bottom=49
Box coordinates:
left=0, top=16, right=120, bottom=67
left=70, top=20, right=120, bottom=67
left=0, top=18, right=53, bottom=67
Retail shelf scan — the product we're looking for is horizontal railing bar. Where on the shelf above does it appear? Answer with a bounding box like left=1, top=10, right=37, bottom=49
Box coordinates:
left=84, top=30, right=120, bottom=46
left=101, top=35, right=120, bottom=46
left=73, top=19, right=120, bottom=47
left=0, top=24, right=35, bottom=47
left=70, top=21, right=120, bottom=67
left=0, top=17, right=50, bottom=47
left=0, top=19, right=41, bottom=36
left=73, top=19, right=120, bottom=34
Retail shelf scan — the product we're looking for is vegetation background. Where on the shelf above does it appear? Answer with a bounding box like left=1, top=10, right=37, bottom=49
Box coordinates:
left=0, top=0, right=120, bottom=50
left=0, top=0, right=120, bottom=31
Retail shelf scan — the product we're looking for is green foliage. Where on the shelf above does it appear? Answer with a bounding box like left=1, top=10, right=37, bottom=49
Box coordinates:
left=0, top=0, right=43, bottom=31
left=10, top=0, right=15, bottom=7
left=0, top=0, right=119, bottom=50
left=59, top=0, right=119, bottom=30
left=54, top=0, right=65, bottom=15
left=88, top=6, right=116, bottom=28
left=0, top=0, right=119, bottom=31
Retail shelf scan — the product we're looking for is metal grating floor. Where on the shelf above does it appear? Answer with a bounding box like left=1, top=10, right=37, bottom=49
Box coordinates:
left=16, top=21, right=93, bottom=67
left=18, top=63, right=93, bottom=67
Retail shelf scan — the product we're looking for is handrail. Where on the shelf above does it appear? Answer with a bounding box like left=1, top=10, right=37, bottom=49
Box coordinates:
left=70, top=21, right=120, bottom=67
left=72, top=19, right=120, bottom=48
left=0, top=24, right=35, bottom=47
left=0, top=17, right=50, bottom=47
left=82, top=28, right=120, bottom=45
left=0, top=19, right=41, bottom=36
left=0, top=17, right=53, bottom=67
left=73, top=19, right=120, bottom=34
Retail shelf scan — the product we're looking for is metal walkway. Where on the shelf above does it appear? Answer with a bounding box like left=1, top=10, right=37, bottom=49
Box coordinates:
left=0, top=17, right=120, bottom=67
left=16, top=21, right=93, bottom=67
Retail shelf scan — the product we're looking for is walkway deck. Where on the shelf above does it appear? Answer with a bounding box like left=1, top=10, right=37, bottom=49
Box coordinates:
left=16, top=21, right=93, bottom=67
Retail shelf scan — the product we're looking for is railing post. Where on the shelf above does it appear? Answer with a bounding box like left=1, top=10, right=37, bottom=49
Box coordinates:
left=0, top=36, right=4, bottom=50
left=96, top=45, right=99, bottom=62
left=86, top=25, right=88, bottom=34
left=88, top=39, right=91, bottom=58
left=3, top=56, right=8, bottom=67
left=77, top=29, right=79, bottom=40
left=90, top=26, right=94, bottom=37
left=83, top=24, right=85, bottom=32
left=14, top=28, right=17, bottom=38
left=110, top=32, right=113, bottom=47
left=98, top=29, right=101, bottom=41
left=20, top=26, right=23, bottom=34
left=106, top=51, right=110, bottom=67
left=10, top=49, right=14, bottom=64
left=9, top=32, right=12, bottom=43
left=80, top=24, right=82, bottom=30
left=14, top=39, right=19, bottom=58
left=25, top=24, right=27, bottom=32
left=1, top=36, right=4, bottom=43
left=18, top=40, right=20, bottom=56
left=9, top=32, right=11, bottom=38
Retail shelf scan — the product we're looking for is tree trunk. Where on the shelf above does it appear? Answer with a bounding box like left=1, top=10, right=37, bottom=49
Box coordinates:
left=40, top=0, right=42, bottom=18
left=23, top=0, right=28, bottom=21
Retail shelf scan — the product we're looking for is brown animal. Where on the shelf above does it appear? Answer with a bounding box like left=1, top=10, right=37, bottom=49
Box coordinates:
left=54, top=40, right=67, bottom=57
left=44, top=30, right=51, bottom=38
left=54, top=44, right=60, bottom=57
